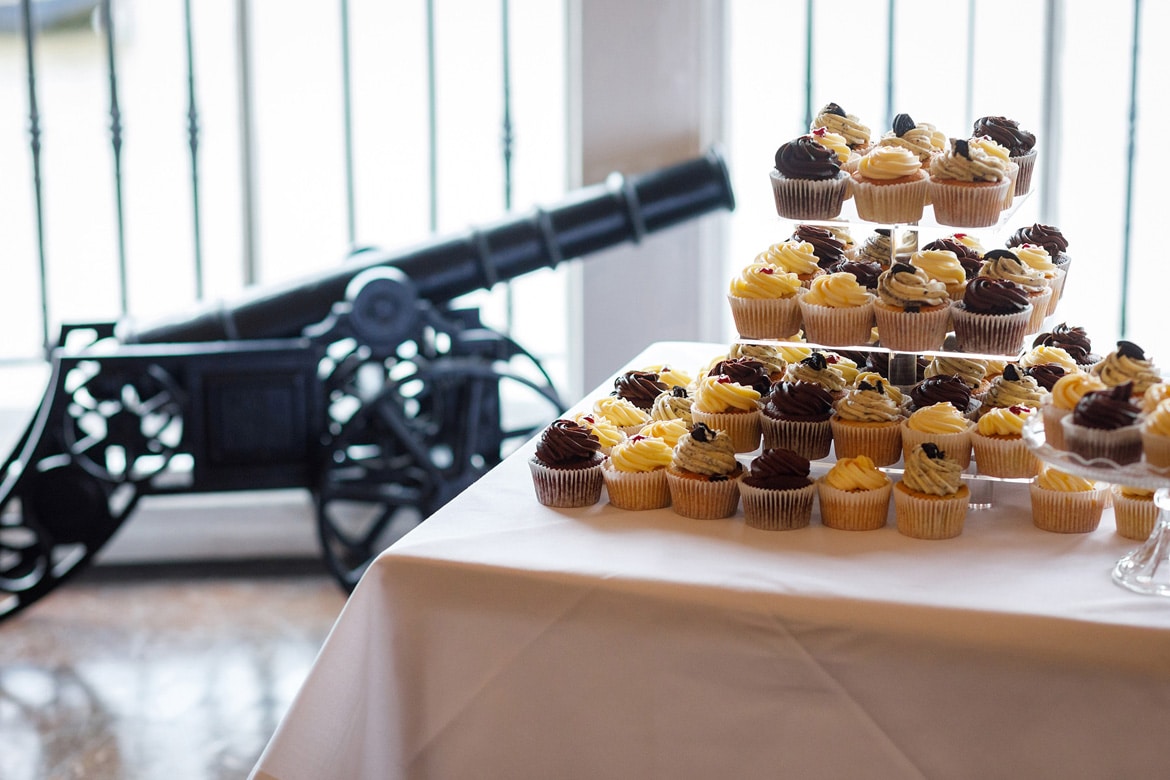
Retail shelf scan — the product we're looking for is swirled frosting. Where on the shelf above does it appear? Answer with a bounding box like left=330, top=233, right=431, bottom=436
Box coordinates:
left=608, top=434, right=674, bottom=473
left=1090, top=341, right=1161, bottom=396
left=858, top=230, right=895, bottom=266
left=876, top=263, right=949, bottom=311
left=1033, top=323, right=1095, bottom=365
left=802, top=271, right=873, bottom=308
left=966, top=135, right=1012, bottom=166
left=1013, top=243, right=1058, bottom=274
left=829, top=259, right=882, bottom=289
left=743, top=447, right=813, bottom=490
left=906, top=402, right=973, bottom=434
left=593, top=395, right=650, bottom=428
left=959, top=277, right=1031, bottom=315
left=613, top=370, right=668, bottom=410
left=810, top=127, right=853, bottom=164
left=1019, top=346, right=1079, bottom=374
left=535, top=419, right=603, bottom=468
left=793, top=224, right=848, bottom=270
left=930, top=138, right=1010, bottom=182
left=853, top=370, right=905, bottom=406
left=910, top=249, right=967, bottom=288
left=1008, top=224, right=1069, bottom=259
left=639, top=418, right=689, bottom=448
left=1024, top=364, right=1066, bottom=392
left=1036, top=466, right=1096, bottom=492
left=1141, top=383, right=1170, bottom=415
left=640, top=364, right=693, bottom=391
left=910, top=375, right=972, bottom=414
left=774, top=135, right=843, bottom=180
left=763, top=381, right=835, bottom=422
left=924, top=355, right=987, bottom=389
left=708, top=357, right=772, bottom=395
left=729, top=263, right=803, bottom=299
left=1143, top=399, right=1170, bottom=437
left=729, top=343, right=787, bottom=378
left=879, top=113, right=945, bottom=163
left=571, top=412, right=625, bottom=451
left=671, top=423, right=740, bottom=477
left=856, top=145, right=923, bottom=181
left=757, top=240, right=823, bottom=278
left=922, top=237, right=983, bottom=278
left=835, top=380, right=901, bottom=423
left=902, top=442, right=964, bottom=496
left=1072, top=383, right=1140, bottom=430
left=982, top=364, right=1047, bottom=409
left=822, top=454, right=890, bottom=491
left=783, top=352, right=849, bottom=393
left=972, top=115, right=1037, bottom=156
left=812, top=102, right=871, bottom=149
left=1050, top=372, right=1107, bottom=412
left=650, top=386, right=694, bottom=426
left=692, top=374, right=762, bottom=414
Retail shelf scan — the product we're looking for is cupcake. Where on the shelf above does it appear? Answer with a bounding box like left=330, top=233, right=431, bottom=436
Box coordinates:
left=666, top=423, right=743, bottom=520
left=894, top=442, right=971, bottom=539
left=1091, top=341, right=1161, bottom=398
left=770, top=135, right=849, bottom=220
left=977, top=249, right=1051, bottom=334
left=570, top=412, right=626, bottom=456
left=1141, top=398, right=1170, bottom=469
left=901, top=401, right=974, bottom=470
left=872, top=262, right=951, bottom=352
left=792, top=223, right=849, bottom=270
left=850, top=145, right=929, bottom=224
left=649, top=386, right=695, bottom=428
left=922, top=236, right=984, bottom=279
left=528, top=419, right=605, bottom=507
left=972, top=115, right=1037, bottom=195
left=830, top=379, right=904, bottom=467
left=817, top=454, right=892, bottom=531
left=1111, top=485, right=1159, bottom=541
left=706, top=357, right=773, bottom=397
left=728, top=342, right=788, bottom=383
left=690, top=374, right=762, bottom=453
left=738, top=448, right=818, bottom=531
left=878, top=113, right=945, bottom=171
left=782, top=351, right=850, bottom=401
left=640, top=363, right=694, bottom=392
left=1012, top=243, right=1065, bottom=316
left=907, top=374, right=976, bottom=418
left=1041, top=372, right=1106, bottom=450
left=950, top=277, right=1033, bottom=356
left=639, top=418, right=690, bottom=449
left=593, top=395, right=650, bottom=437
left=760, top=380, right=835, bottom=459
left=756, top=239, right=825, bottom=288
left=857, top=229, right=897, bottom=267
left=1061, top=383, right=1142, bottom=465
left=927, top=138, right=1012, bottom=228
left=1018, top=345, right=1080, bottom=377
left=612, top=370, right=668, bottom=411
left=602, top=434, right=674, bottom=510
left=978, top=363, right=1048, bottom=416
left=811, top=102, right=872, bottom=154
left=1008, top=224, right=1071, bottom=295
left=1032, top=322, right=1097, bottom=368
left=797, top=271, right=876, bottom=347
left=910, top=248, right=968, bottom=301
left=809, top=127, right=860, bottom=181
left=1141, top=382, right=1170, bottom=415
left=970, top=405, right=1041, bottom=478
left=1029, top=466, right=1109, bottom=534
left=924, top=355, right=990, bottom=399
left=966, top=135, right=1018, bottom=209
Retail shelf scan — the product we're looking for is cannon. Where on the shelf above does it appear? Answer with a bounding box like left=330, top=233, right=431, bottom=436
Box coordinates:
left=0, top=149, right=735, bottom=619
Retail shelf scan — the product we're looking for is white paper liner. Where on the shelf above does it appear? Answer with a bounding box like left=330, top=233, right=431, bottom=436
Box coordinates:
left=1061, top=419, right=1143, bottom=466
left=816, top=480, right=892, bottom=531
left=602, top=465, right=670, bottom=511
left=798, top=297, right=875, bottom=347
left=829, top=417, right=903, bottom=467
left=949, top=303, right=1032, bottom=356
left=970, top=432, right=1041, bottom=479
left=893, top=482, right=970, bottom=539
left=1029, top=482, right=1109, bottom=533
left=928, top=178, right=1011, bottom=228
left=1141, top=430, right=1170, bottom=469
left=528, top=458, right=605, bottom=507
left=666, top=469, right=742, bottom=520
left=738, top=481, right=817, bottom=531
left=1012, top=150, right=1037, bottom=195
left=1111, top=485, right=1159, bottom=541
left=873, top=302, right=951, bottom=352
left=760, top=416, right=833, bottom=460
left=727, top=293, right=804, bottom=340
left=769, top=170, right=849, bottom=220
left=849, top=174, right=929, bottom=224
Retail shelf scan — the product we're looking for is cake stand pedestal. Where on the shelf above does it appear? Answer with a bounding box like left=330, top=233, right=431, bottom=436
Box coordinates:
left=1022, top=414, right=1170, bottom=597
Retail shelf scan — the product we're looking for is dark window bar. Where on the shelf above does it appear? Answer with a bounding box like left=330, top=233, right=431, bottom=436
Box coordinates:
left=501, top=0, right=515, bottom=335
left=340, top=0, right=357, bottom=248
left=99, top=0, right=128, bottom=315
left=425, top=0, right=438, bottom=233
left=183, top=0, right=205, bottom=300
left=19, top=0, right=50, bottom=350
left=1119, top=0, right=1142, bottom=337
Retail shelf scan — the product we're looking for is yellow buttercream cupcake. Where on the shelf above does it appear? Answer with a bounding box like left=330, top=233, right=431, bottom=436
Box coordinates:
left=638, top=418, right=689, bottom=449
left=970, top=405, right=1041, bottom=478
left=602, top=434, right=674, bottom=510
left=1141, top=398, right=1170, bottom=469
left=690, top=374, right=762, bottom=454
left=1042, top=372, right=1106, bottom=449
left=900, top=402, right=974, bottom=469
left=817, top=455, right=892, bottom=531
left=1029, top=466, right=1108, bottom=533
left=1111, top=485, right=1159, bottom=541
left=850, top=145, right=929, bottom=224
left=727, top=263, right=805, bottom=339
left=756, top=239, right=824, bottom=287
left=571, top=412, right=626, bottom=455
left=797, top=272, right=876, bottom=347
left=592, top=395, right=650, bottom=437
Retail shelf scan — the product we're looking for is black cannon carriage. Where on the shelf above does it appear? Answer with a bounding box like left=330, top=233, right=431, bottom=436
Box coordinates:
left=0, top=150, right=735, bottom=620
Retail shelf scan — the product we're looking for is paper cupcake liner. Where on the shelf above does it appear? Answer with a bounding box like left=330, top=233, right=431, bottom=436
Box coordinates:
left=602, top=465, right=670, bottom=511
left=873, top=302, right=951, bottom=352
left=1041, top=403, right=1071, bottom=450
left=770, top=170, right=849, bottom=220
left=727, top=293, right=805, bottom=340
left=1002, top=162, right=1019, bottom=209
left=849, top=174, right=929, bottom=224
left=528, top=458, right=605, bottom=508
left=666, top=469, right=742, bottom=520
left=1029, top=482, right=1108, bottom=533
left=1012, top=150, right=1037, bottom=195
left=949, top=304, right=1032, bottom=356
left=1025, top=289, right=1052, bottom=334
left=1061, top=419, right=1143, bottom=466
left=900, top=423, right=973, bottom=470
left=798, top=298, right=875, bottom=347
left=970, top=433, right=1041, bottom=478
left=691, top=409, right=762, bottom=454
left=1111, top=486, right=1159, bottom=541
left=829, top=417, right=903, bottom=467
left=1045, top=270, right=1066, bottom=316
left=817, top=480, right=892, bottom=531
left=760, top=416, right=833, bottom=460
left=738, top=481, right=817, bottom=531
left=894, top=482, right=970, bottom=539
left=1141, top=430, right=1170, bottom=469
left=928, top=178, right=1011, bottom=228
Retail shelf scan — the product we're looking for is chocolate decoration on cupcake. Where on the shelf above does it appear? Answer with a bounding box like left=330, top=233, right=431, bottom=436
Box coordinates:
left=922, top=237, right=983, bottom=278
left=960, top=277, right=1031, bottom=314
left=1024, top=363, right=1066, bottom=392
left=910, top=375, right=973, bottom=414
left=774, top=135, right=842, bottom=180
left=709, top=358, right=772, bottom=396
left=764, top=381, right=835, bottom=421
left=793, top=224, right=848, bottom=270
left=743, top=448, right=813, bottom=490
left=612, top=370, right=668, bottom=410
left=1033, top=323, right=1095, bottom=365
left=1007, top=224, right=1069, bottom=259
left=534, top=419, right=603, bottom=469
left=1072, top=383, right=1139, bottom=430
left=830, top=259, right=882, bottom=288
left=891, top=113, right=916, bottom=137
left=972, top=116, right=1037, bottom=156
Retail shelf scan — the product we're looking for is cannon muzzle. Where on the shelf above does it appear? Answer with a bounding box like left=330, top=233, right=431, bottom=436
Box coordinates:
left=122, top=148, right=735, bottom=344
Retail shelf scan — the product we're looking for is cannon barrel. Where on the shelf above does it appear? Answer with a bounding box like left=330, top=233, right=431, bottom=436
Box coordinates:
left=122, top=148, right=735, bottom=345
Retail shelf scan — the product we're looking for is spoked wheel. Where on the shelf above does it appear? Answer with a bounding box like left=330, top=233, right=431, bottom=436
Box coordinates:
left=316, top=354, right=563, bottom=591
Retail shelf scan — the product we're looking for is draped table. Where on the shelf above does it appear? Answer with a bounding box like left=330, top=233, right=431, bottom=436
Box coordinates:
left=251, top=341, right=1170, bottom=780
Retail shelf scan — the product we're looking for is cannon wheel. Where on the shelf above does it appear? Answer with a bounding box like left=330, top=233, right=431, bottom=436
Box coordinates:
left=314, top=355, right=563, bottom=590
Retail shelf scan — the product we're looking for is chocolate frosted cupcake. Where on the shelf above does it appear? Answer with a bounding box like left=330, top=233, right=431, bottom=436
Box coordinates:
left=666, top=423, right=743, bottom=520
left=908, top=374, right=976, bottom=417
left=612, top=370, right=668, bottom=411
left=829, top=258, right=882, bottom=290
left=978, top=249, right=1051, bottom=334
left=972, top=115, right=1037, bottom=195
left=793, top=224, right=849, bottom=271
left=770, top=135, right=849, bottom=220
left=894, top=442, right=970, bottom=540
left=760, top=380, right=835, bottom=459
left=729, top=342, right=788, bottom=382
left=950, top=276, right=1033, bottom=355
left=928, top=138, right=1013, bottom=228
left=922, top=236, right=984, bottom=279
left=1033, top=323, right=1097, bottom=367
left=1061, top=383, right=1142, bottom=465
left=738, top=448, right=818, bottom=531
left=872, top=262, right=952, bottom=352
left=1091, top=341, right=1161, bottom=398
left=528, top=419, right=605, bottom=507
left=708, top=357, right=773, bottom=396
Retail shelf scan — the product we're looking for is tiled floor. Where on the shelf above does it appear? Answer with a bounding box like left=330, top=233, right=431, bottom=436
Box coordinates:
left=0, top=560, right=347, bottom=780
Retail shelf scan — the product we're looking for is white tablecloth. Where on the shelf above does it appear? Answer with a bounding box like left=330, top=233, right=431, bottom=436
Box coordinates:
left=252, top=342, right=1170, bottom=780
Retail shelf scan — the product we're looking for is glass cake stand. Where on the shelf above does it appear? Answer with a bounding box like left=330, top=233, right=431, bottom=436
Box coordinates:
left=1022, top=414, right=1170, bottom=596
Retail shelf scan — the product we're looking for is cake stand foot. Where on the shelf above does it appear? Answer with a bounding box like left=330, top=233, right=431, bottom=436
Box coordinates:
left=1111, top=489, right=1170, bottom=596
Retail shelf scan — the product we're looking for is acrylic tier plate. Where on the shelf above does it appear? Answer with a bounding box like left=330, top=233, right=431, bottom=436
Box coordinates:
left=1022, top=413, right=1170, bottom=596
